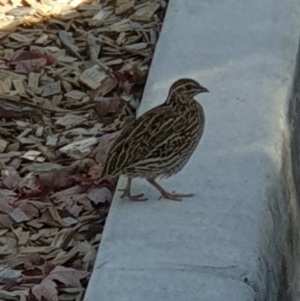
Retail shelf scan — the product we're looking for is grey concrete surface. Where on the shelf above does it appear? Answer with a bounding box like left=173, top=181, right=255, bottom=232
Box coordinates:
left=84, top=0, right=300, bottom=300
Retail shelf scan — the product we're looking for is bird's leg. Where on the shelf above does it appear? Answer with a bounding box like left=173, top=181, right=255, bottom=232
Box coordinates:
left=119, top=177, right=147, bottom=202
left=146, top=178, right=194, bottom=201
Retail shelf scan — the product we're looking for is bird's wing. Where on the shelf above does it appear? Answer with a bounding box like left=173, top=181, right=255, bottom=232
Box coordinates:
left=101, top=104, right=182, bottom=177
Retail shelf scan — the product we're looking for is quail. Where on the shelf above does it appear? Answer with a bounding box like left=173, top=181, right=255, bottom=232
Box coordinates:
left=95, top=78, right=209, bottom=201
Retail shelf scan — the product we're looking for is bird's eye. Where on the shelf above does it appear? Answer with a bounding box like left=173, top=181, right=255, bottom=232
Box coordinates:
left=186, top=85, right=192, bottom=91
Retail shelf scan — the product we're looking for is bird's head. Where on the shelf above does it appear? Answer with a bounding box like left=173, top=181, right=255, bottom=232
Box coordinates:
left=169, top=78, right=209, bottom=98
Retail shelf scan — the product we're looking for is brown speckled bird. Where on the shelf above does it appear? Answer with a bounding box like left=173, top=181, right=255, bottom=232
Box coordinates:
left=95, top=78, right=209, bottom=201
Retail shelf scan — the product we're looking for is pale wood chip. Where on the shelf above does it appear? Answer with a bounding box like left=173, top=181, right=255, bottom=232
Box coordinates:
left=59, top=137, right=98, bottom=159
left=0, top=229, right=8, bottom=236
left=21, top=246, right=56, bottom=254
left=124, top=42, right=148, bottom=50
left=17, top=137, right=35, bottom=145
left=94, top=75, right=118, bottom=96
left=42, top=207, right=64, bottom=226
left=6, top=7, right=36, bottom=16
left=59, top=30, right=83, bottom=60
left=131, top=2, right=160, bottom=22
left=46, top=135, right=58, bottom=146
left=62, top=217, right=78, bottom=227
left=55, top=114, right=87, bottom=128
left=26, top=219, right=44, bottom=229
left=0, top=20, right=23, bottom=32
left=115, top=0, right=135, bottom=15
left=41, top=80, right=61, bottom=97
left=35, top=156, right=46, bottom=162
left=63, top=124, right=102, bottom=136
left=46, top=46, right=61, bottom=53
left=62, top=80, right=73, bottom=92
left=5, top=77, right=12, bottom=90
left=0, top=237, right=7, bottom=246
left=50, top=4, right=63, bottom=15
left=21, top=150, right=41, bottom=161
left=35, top=34, right=48, bottom=45
left=27, top=72, right=40, bottom=89
left=51, top=248, right=78, bottom=266
left=0, top=151, right=21, bottom=160
left=0, top=71, right=26, bottom=82
left=0, top=290, right=29, bottom=301
left=57, top=55, right=78, bottom=63
left=32, top=146, right=54, bottom=163
left=116, top=32, right=126, bottom=45
left=79, top=65, right=107, bottom=90
left=87, top=36, right=102, bottom=62
left=35, top=126, right=44, bottom=137
left=0, top=81, right=10, bottom=94
left=10, top=33, right=34, bottom=43
left=69, top=0, right=82, bottom=8
left=10, top=158, right=22, bottom=170
left=0, top=139, right=8, bottom=152
left=9, top=208, right=31, bottom=223
left=64, top=90, right=87, bottom=101
left=38, top=228, right=59, bottom=238
left=51, top=228, right=74, bottom=248
left=17, top=128, right=32, bottom=139
left=18, top=231, right=30, bottom=246
left=92, top=7, right=113, bottom=21
left=107, top=19, right=133, bottom=32
left=12, top=79, right=26, bottom=96
left=0, top=268, right=22, bottom=284
left=60, top=10, right=80, bottom=20
left=105, top=59, right=123, bottom=66
left=21, top=162, right=61, bottom=173
left=35, top=3, right=53, bottom=14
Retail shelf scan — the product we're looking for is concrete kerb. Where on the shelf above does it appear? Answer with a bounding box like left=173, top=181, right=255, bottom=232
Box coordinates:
left=84, top=0, right=300, bottom=300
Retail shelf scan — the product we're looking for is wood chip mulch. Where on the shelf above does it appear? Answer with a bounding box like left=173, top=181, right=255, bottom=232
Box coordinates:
left=0, top=0, right=168, bottom=300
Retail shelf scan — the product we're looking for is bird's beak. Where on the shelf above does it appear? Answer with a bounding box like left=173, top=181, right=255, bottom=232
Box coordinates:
left=194, top=87, right=209, bottom=95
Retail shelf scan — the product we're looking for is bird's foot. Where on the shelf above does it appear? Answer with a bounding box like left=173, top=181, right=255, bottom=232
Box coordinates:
left=119, top=188, right=148, bottom=202
left=158, top=191, right=195, bottom=202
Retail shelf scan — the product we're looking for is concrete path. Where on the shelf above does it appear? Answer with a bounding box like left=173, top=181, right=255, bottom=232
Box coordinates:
left=85, top=0, right=300, bottom=300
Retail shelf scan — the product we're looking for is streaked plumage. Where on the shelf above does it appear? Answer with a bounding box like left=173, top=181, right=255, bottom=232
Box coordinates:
left=95, top=78, right=209, bottom=201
